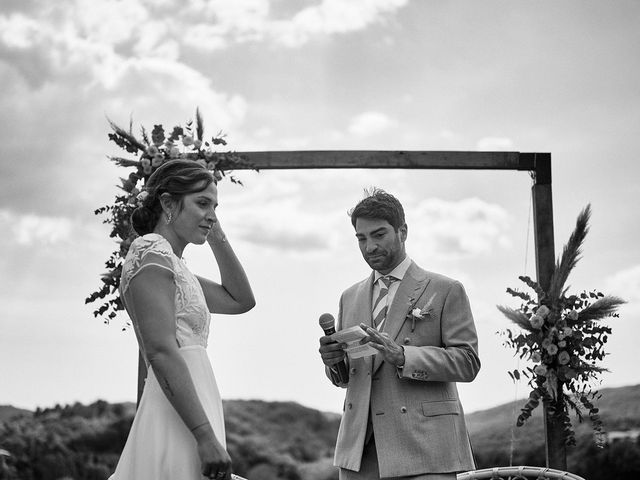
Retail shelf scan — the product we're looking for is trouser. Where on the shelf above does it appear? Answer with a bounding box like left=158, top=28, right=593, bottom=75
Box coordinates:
left=338, top=435, right=456, bottom=480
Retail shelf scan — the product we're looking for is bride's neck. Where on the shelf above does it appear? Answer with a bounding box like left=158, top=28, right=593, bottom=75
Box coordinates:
left=153, top=225, right=186, bottom=257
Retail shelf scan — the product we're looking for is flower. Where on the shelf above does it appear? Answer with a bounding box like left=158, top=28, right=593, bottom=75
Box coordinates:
left=151, top=154, right=164, bottom=167
left=531, top=352, right=542, bottom=363
left=564, top=368, right=577, bottom=379
left=151, top=125, right=165, bottom=146
left=136, top=190, right=149, bottom=205
left=534, top=364, right=547, bottom=376
left=408, top=293, right=436, bottom=332
left=537, top=305, right=550, bottom=318
left=529, top=314, right=544, bottom=329
left=558, top=351, right=571, bottom=365
left=546, top=344, right=558, bottom=355
left=567, top=309, right=579, bottom=321
left=408, top=307, right=424, bottom=332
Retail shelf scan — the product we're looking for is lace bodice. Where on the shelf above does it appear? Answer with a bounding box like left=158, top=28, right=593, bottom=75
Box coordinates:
left=120, top=233, right=211, bottom=358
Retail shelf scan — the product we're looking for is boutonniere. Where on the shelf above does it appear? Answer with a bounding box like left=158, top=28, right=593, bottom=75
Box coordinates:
left=408, top=293, right=437, bottom=332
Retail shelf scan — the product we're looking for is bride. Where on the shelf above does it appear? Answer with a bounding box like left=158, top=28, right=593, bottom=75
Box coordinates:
left=109, top=160, right=255, bottom=479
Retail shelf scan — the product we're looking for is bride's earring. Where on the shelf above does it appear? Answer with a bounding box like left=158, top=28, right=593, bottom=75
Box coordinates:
left=166, top=210, right=173, bottom=224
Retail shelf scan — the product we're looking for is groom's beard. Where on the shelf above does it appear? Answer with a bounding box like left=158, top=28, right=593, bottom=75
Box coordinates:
left=363, top=246, right=403, bottom=273
left=364, top=252, right=392, bottom=271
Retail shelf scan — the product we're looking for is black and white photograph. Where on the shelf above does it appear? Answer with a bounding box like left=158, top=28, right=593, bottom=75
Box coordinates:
left=1, top=1, right=638, bottom=479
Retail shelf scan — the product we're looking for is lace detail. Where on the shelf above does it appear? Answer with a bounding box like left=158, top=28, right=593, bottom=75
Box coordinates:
left=120, top=233, right=211, bottom=354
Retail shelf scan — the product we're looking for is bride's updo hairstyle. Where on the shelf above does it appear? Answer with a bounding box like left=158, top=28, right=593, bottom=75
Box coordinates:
left=131, top=160, right=215, bottom=236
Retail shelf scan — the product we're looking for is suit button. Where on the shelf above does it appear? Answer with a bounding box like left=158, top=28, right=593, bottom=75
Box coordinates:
left=348, top=403, right=353, bottom=409
left=350, top=367, right=357, bottom=375
left=400, top=406, right=407, bottom=413
left=403, top=337, right=410, bottom=345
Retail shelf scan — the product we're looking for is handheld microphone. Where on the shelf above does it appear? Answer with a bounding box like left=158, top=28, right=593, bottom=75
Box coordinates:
left=319, top=313, right=349, bottom=384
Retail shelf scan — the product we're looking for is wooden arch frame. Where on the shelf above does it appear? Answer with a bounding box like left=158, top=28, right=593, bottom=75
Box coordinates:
left=238, top=150, right=564, bottom=469
left=137, top=150, right=566, bottom=468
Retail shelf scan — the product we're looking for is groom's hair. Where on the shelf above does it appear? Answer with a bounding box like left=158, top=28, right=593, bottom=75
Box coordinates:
left=349, top=188, right=406, bottom=231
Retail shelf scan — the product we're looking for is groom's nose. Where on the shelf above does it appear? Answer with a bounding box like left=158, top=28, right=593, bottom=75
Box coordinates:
left=365, top=239, right=378, bottom=253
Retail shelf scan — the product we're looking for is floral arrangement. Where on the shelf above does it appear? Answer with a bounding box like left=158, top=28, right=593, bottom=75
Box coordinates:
left=498, top=204, right=625, bottom=446
left=85, top=109, right=254, bottom=325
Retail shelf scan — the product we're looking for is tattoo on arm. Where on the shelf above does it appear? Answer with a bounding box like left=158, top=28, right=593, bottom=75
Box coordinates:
left=160, top=376, right=175, bottom=397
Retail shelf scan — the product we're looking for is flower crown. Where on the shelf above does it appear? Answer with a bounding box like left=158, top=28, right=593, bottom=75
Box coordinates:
left=86, top=109, right=254, bottom=324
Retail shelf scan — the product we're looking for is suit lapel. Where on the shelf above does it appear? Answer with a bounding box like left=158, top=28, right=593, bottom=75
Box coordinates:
left=353, top=272, right=376, bottom=372
left=372, top=262, right=430, bottom=373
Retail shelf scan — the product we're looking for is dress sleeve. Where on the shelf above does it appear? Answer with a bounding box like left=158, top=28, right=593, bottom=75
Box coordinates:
left=120, top=236, right=175, bottom=297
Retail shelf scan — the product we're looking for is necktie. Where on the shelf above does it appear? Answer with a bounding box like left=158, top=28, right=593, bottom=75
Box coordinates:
left=372, top=276, right=396, bottom=330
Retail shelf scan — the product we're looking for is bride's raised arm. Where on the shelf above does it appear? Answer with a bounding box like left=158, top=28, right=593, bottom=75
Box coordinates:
left=196, top=220, right=256, bottom=315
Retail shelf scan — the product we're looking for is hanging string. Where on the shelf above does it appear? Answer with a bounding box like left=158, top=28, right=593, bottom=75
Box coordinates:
left=509, top=184, right=534, bottom=466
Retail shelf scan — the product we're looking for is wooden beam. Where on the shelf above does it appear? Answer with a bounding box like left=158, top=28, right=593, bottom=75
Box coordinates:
left=234, top=150, right=538, bottom=171
left=531, top=153, right=566, bottom=470
left=532, top=153, right=554, bottom=289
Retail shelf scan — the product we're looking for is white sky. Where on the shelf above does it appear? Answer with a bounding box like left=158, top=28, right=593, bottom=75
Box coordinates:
left=1, top=0, right=639, bottom=415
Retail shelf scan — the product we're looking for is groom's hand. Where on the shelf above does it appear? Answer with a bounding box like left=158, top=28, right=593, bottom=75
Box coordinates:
left=318, top=335, right=347, bottom=367
left=359, top=323, right=405, bottom=367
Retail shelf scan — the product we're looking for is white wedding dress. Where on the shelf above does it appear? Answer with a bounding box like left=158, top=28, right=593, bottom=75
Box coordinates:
left=109, top=233, right=226, bottom=479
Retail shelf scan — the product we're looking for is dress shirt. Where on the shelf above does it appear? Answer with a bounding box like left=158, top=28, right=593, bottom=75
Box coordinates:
left=371, top=255, right=412, bottom=316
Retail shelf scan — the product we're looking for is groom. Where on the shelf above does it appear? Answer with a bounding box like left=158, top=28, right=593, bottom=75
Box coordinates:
left=319, top=189, right=480, bottom=479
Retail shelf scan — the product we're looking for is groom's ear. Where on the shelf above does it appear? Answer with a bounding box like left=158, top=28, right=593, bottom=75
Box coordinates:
left=399, top=223, right=408, bottom=242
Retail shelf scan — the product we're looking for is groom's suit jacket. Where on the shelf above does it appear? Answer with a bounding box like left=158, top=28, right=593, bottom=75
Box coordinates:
left=330, top=261, right=480, bottom=478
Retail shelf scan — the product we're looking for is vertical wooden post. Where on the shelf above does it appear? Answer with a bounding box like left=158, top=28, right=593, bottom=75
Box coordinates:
left=531, top=153, right=566, bottom=469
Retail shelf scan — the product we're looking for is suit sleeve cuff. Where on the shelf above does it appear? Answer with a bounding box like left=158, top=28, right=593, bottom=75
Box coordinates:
left=398, top=345, right=430, bottom=381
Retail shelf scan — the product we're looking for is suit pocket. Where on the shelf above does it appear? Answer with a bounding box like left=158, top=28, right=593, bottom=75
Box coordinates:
left=421, top=399, right=460, bottom=417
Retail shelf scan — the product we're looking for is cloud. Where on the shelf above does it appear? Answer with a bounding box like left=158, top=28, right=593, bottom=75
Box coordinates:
left=476, top=136, right=515, bottom=151
left=237, top=224, right=328, bottom=252
left=224, top=188, right=342, bottom=255
left=605, top=264, right=640, bottom=314
left=348, top=111, right=396, bottom=137
left=0, top=209, right=73, bottom=246
left=180, top=0, right=409, bottom=49
left=270, top=0, right=409, bottom=47
left=0, top=0, right=410, bottom=63
left=0, top=2, right=249, bottom=216
left=407, top=198, right=511, bottom=259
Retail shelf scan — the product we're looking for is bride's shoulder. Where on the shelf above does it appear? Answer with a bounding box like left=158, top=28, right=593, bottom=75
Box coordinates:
left=121, top=234, right=175, bottom=292
left=129, top=233, right=171, bottom=254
